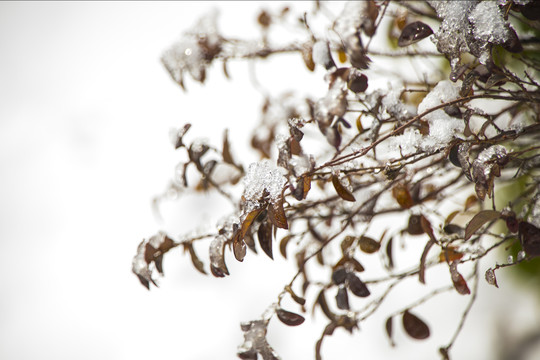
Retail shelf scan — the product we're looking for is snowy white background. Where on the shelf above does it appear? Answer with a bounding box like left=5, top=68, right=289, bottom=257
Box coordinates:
left=1, top=2, right=539, bottom=360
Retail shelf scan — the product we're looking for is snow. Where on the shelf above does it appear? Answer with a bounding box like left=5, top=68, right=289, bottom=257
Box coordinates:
left=469, top=1, right=511, bottom=64
left=243, top=160, right=287, bottom=203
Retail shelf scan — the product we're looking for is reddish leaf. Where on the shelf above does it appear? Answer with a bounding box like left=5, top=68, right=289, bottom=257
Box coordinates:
left=276, top=308, right=305, bottom=326
left=464, top=210, right=501, bottom=240
left=258, top=221, right=274, bottom=260
left=268, top=197, right=289, bottom=229
left=419, top=239, right=435, bottom=284
left=439, top=246, right=464, bottom=263
left=402, top=310, right=430, bottom=340
left=358, top=235, right=380, bottom=254
left=449, top=262, right=471, bottom=295
left=331, top=175, right=356, bottom=202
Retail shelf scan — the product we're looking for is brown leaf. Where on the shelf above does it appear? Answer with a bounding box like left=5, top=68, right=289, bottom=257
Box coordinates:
left=419, top=239, right=435, bottom=284
left=258, top=221, right=274, bottom=260
left=302, top=44, right=315, bottom=72
left=222, top=129, right=235, bottom=165
left=420, top=215, right=436, bottom=242
left=331, top=175, right=356, bottom=202
left=358, top=236, right=381, bottom=254
left=464, top=210, right=501, bottom=240
left=341, top=236, right=356, bottom=253
left=398, top=21, right=433, bottom=47
left=407, top=214, right=424, bottom=235
left=302, top=176, right=312, bottom=199
left=279, top=235, right=292, bottom=259
left=315, top=289, right=336, bottom=321
left=402, top=310, right=430, bottom=340
left=285, top=285, right=306, bottom=306
left=464, top=195, right=478, bottom=211
left=392, top=183, right=414, bottom=209
left=445, top=210, right=460, bottom=226
left=209, top=235, right=229, bottom=277
left=241, top=208, right=264, bottom=239
left=185, top=242, right=207, bottom=275
left=485, top=268, right=499, bottom=288
left=386, top=237, right=394, bottom=269
left=347, top=274, right=370, bottom=297
left=519, top=221, right=540, bottom=257
left=268, top=197, right=288, bottom=229
left=276, top=308, right=305, bottom=326
left=385, top=316, right=395, bottom=347
left=232, top=230, right=247, bottom=262
left=439, top=246, right=464, bottom=263
left=335, top=286, right=350, bottom=310
left=348, top=72, right=368, bottom=93
left=449, top=262, right=471, bottom=295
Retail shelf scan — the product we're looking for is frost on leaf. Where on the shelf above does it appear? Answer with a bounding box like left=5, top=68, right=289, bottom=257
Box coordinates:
left=209, top=235, right=229, bottom=277
left=471, top=145, right=508, bottom=201
left=485, top=268, right=499, bottom=288
left=238, top=320, right=280, bottom=360
left=132, top=232, right=175, bottom=289
left=161, top=10, right=222, bottom=88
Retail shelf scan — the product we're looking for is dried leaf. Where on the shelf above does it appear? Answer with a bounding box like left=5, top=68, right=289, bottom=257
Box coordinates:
left=464, top=210, right=501, bottom=240
left=233, top=230, right=247, bottom=262
left=392, top=183, right=414, bottom=209
left=358, top=235, right=381, bottom=254
left=449, top=262, right=471, bottom=295
left=242, top=208, right=264, bottom=239
left=209, top=235, right=229, bottom=277
left=244, top=233, right=257, bottom=254
left=276, top=308, right=305, bottom=326
left=268, top=197, right=288, bottom=229
left=332, top=267, right=348, bottom=285
left=341, top=236, right=356, bottom=253
left=519, top=221, right=540, bottom=257
left=485, top=268, right=499, bottom=288
left=347, top=273, right=370, bottom=297
left=172, top=123, right=192, bottom=149
left=464, top=195, right=478, bottom=211
left=285, top=285, right=306, bottom=306
left=279, top=235, right=292, bottom=259
left=315, top=289, right=336, bottom=321
left=222, top=129, right=235, bottom=165
left=420, top=215, right=436, bottom=242
left=385, top=316, right=395, bottom=347
left=419, top=239, right=435, bottom=284
left=439, top=246, right=464, bottom=263
left=407, top=214, right=424, bottom=235
left=445, top=210, right=460, bottom=226
left=457, top=143, right=472, bottom=182
left=402, top=310, right=430, bottom=340
left=335, top=286, right=350, bottom=310
left=258, top=221, right=274, bottom=260
left=398, top=21, right=433, bottom=47
left=185, top=242, right=207, bottom=275
left=348, top=72, right=368, bottom=93
left=302, top=44, right=315, bottom=72
left=386, top=237, right=394, bottom=269
left=331, top=175, right=356, bottom=202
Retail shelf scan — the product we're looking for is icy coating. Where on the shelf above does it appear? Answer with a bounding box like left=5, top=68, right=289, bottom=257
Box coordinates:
left=469, top=1, right=511, bottom=64
left=161, top=10, right=221, bottom=83
left=243, top=160, right=287, bottom=202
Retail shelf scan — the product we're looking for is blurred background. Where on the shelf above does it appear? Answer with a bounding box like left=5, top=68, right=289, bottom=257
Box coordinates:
left=1, top=2, right=539, bottom=360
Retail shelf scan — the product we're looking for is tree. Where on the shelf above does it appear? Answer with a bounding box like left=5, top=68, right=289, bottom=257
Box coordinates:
left=132, top=1, right=540, bottom=359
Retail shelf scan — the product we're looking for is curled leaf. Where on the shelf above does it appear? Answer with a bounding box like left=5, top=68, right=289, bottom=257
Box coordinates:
left=419, top=239, right=435, bottom=284
left=315, top=289, right=336, bottom=321
left=279, top=235, right=292, bottom=259
left=276, top=308, right=305, bottom=326
left=285, top=285, right=306, bottom=306
left=385, top=316, right=395, bottom=347
left=185, top=242, right=207, bottom=275
left=485, top=268, right=499, bottom=288
left=398, top=21, right=433, bottom=47
left=209, top=235, right=229, bottom=277
left=331, top=175, right=356, bottom=202
left=464, top=210, right=501, bottom=240
left=268, top=197, right=288, bottom=229
left=402, top=310, right=430, bottom=340
left=258, top=221, right=274, bottom=260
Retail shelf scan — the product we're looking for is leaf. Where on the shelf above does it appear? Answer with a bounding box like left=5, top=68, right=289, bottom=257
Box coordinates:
left=420, top=215, right=436, bottom=242
left=485, top=268, right=499, bottom=288
left=347, top=273, right=370, bottom=297
left=419, top=239, right=435, bottom=284
left=185, top=242, right=207, bottom=275
left=315, top=289, right=336, bottom=321
left=341, top=236, right=356, bottom=253
left=386, top=237, right=394, bottom=270
left=464, top=210, right=501, bottom=240
left=402, top=310, right=430, bottom=340
left=258, top=221, right=274, bottom=260
left=241, top=208, right=264, bottom=239
left=232, top=230, right=247, bottom=262
left=335, top=286, right=350, bottom=310
left=172, top=123, right=192, bottom=149
left=268, top=197, right=288, bottom=229
left=439, top=246, right=464, bottom=263
left=407, top=214, right=424, bottom=235
left=519, top=221, right=540, bottom=257
left=385, top=316, right=395, bottom=347
left=301, top=44, right=315, bottom=72
left=276, top=308, right=305, bottom=326
left=392, top=183, right=414, bottom=209
left=331, top=175, right=356, bottom=202
left=358, top=235, right=380, bottom=254
left=445, top=210, right=460, bottom=226
left=279, top=235, right=292, bottom=259
left=347, top=72, right=368, bottom=93
left=209, top=235, right=229, bottom=277
left=285, top=285, right=306, bottom=306
left=464, top=195, right=478, bottom=211
left=222, top=129, right=235, bottom=165
left=332, top=267, right=348, bottom=285
left=449, top=262, right=471, bottom=295
left=398, top=21, right=433, bottom=47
